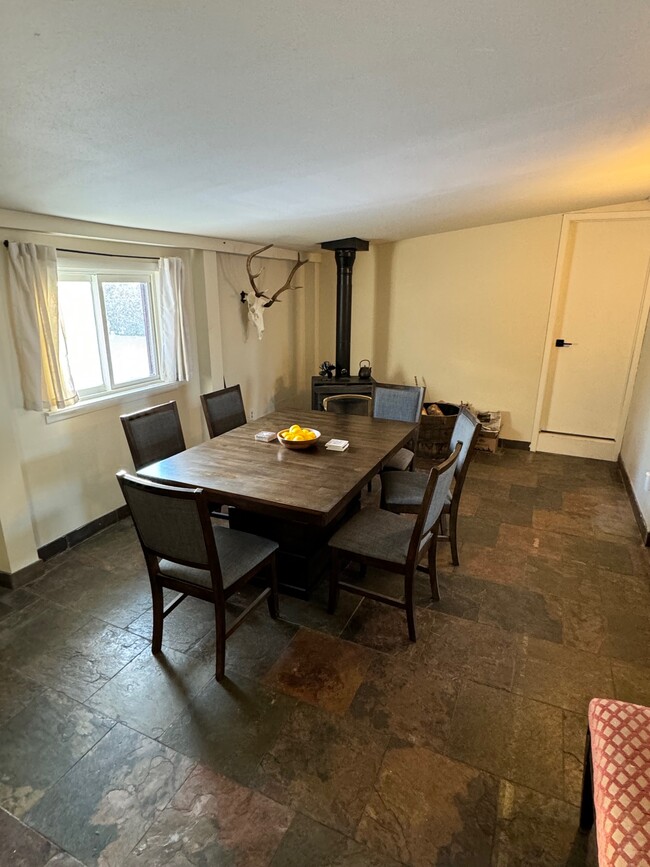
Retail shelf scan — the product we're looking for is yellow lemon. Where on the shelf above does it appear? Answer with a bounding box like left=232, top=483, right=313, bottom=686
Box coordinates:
left=293, top=434, right=306, bottom=441
left=289, top=424, right=301, bottom=434
left=304, top=430, right=316, bottom=440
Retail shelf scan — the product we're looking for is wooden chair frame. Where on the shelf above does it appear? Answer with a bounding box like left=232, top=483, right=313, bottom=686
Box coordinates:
left=201, top=384, right=246, bottom=439
left=117, top=471, right=278, bottom=681
left=120, top=401, right=186, bottom=471
left=329, top=443, right=461, bottom=641
left=381, top=406, right=481, bottom=565
left=322, top=393, right=373, bottom=414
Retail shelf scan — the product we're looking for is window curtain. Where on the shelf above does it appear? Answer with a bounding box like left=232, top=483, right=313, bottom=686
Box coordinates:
left=159, top=257, right=189, bottom=382
left=6, top=242, right=78, bottom=411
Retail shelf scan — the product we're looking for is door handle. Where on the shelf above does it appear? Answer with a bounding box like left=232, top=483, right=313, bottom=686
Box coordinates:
left=555, top=339, right=574, bottom=347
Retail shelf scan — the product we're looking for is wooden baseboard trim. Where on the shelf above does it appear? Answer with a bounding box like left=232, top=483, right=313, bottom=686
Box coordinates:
left=1, top=505, right=131, bottom=589
left=618, top=456, right=650, bottom=547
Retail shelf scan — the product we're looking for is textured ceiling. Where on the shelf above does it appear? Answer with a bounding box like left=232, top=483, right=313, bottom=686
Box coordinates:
left=2, top=1, right=650, bottom=246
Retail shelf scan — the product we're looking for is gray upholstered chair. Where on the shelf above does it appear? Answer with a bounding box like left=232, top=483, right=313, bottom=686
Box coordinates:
left=201, top=384, right=247, bottom=438
left=322, top=394, right=373, bottom=416
left=120, top=401, right=186, bottom=471
left=372, top=384, right=425, bottom=471
left=328, top=443, right=461, bottom=641
left=117, top=471, right=279, bottom=681
left=380, top=406, right=481, bottom=566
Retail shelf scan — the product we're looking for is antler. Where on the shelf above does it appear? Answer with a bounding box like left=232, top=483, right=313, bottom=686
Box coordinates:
left=245, top=244, right=273, bottom=298
left=264, top=253, right=308, bottom=307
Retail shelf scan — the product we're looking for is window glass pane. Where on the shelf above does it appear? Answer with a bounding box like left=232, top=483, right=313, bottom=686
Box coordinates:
left=58, top=280, right=104, bottom=392
left=102, top=281, right=156, bottom=385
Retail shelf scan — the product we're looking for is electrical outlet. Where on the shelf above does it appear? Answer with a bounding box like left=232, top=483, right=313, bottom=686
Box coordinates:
left=645, top=471, right=650, bottom=493
left=249, top=409, right=255, bottom=420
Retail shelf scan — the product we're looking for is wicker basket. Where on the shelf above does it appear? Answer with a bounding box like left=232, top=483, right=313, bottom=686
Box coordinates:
left=416, top=402, right=459, bottom=459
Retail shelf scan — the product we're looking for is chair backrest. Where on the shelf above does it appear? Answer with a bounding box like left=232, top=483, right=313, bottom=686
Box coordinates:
left=120, top=401, right=186, bottom=471
left=372, top=384, right=425, bottom=424
left=116, top=471, right=224, bottom=587
left=407, top=442, right=462, bottom=565
left=201, top=384, right=247, bottom=438
left=322, top=394, right=373, bottom=416
left=449, top=407, right=482, bottom=494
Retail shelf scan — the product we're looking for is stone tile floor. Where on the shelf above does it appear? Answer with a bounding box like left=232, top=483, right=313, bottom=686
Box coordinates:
left=0, top=449, right=648, bottom=866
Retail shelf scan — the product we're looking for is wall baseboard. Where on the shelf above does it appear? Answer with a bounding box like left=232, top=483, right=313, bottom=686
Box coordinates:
left=618, top=456, right=650, bottom=547
left=0, top=504, right=131, bottom=590
left=499, top=439, right=531, bottom=451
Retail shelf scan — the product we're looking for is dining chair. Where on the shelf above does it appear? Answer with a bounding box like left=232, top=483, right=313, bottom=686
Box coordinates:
left=322, top=394, right=373, bottom=416
left=120, top=401, right=186, bottom=471
left=380, top=406, right=481, bottom=566
left=328, top=443, right=461, bottom=641
left=116, top=471, right=279, bottom=681
left=373, top=383, right=425, bottom=471
left=201, top=384, right=247, bottom=438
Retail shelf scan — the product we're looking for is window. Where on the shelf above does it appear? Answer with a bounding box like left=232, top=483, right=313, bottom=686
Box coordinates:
left=57, top=256, right=161, bottom=399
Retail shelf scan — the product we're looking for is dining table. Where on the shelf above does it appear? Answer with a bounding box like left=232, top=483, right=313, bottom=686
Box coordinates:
left=138, top=408, right=418, bottom=597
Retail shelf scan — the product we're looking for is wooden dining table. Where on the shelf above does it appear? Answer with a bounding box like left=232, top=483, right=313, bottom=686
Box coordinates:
left=138, top=409, right=417, bottom=597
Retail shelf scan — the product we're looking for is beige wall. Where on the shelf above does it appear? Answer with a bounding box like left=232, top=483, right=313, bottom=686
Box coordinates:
left=340, top=215, right=563, bottom=440
left=621, top=314, right=650, bottom=528
left=0, top=215, right=314, bottom=570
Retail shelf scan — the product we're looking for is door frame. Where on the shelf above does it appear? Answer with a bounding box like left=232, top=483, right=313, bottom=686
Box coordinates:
left=530, top=210, right=650, bottom=460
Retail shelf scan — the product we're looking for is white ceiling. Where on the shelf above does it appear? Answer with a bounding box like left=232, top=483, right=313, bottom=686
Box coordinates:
left=2, top=1, right=650, bottom=246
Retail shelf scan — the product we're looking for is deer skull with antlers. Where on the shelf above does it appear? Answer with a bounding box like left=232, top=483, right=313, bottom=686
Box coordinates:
left=241, top=244, right=308, bottom=339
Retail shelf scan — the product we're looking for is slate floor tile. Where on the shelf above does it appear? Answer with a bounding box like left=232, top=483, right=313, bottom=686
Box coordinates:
left=0, top=689, right=113, bottom=817
left=446, top=681, right=564, bottom=799
left=522, top=556, right=600, bottom=603
left=0, top=806, right=85, bottom=866
left=278, top=573, right=362, bottom=636
left=127, top=592, right=217, bottom=653
left=496, top=524, right=564, bottom=559
left=561, top=535, right=634, bottom=574
left=264, top=628, right=372, bottom=714
left=159, top=670, right=294, bottom=787
left=562, top=710, right=587, bottom=808
left=256, top=703, right=390, bottom=836
left=420, top=610, right=520, bottom=690
left=30, top=551, right=151, bottom=630
left=270, top=812, right=401, bottom=867
left=597, top=568, right=650, bottom=615
left=348, top=652, right=460, bottom=751
left=189, top=604, right=299, bottom=681
left=86, top=646, right=214, bottom=739
left=532, top=509, right=594, bottom=538
left=513, top=637, right=614, bottom=714
left=478, top=583, right=563, bottom=643
left=0, top=664, right=43, bottom=725
left=476, top=499, right=534, bottom=527
left=125, top=764, right=293, bottom=867
left=25, top=723, right=194, bottom=867
left=457, top=543, right=528, bottom=587
left=602, top=611, right=650, bottom=665
left=15, top=618, right=149, bottom=703
left=341, top=598, right=433, bottom=656
left=356, top=744, right=498, bottom=867
left=492, top=780, right=597, bottom=866
left=429, top=571, right=486, bottom=621
left=611, top=659, right=650, bottom=707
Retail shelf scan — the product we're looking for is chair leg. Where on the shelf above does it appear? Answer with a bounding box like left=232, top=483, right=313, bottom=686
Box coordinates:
left=579, top=727, right=595, bottom=832
left=329, top=550, right=341, bottom=614
left=150, top=580, right=163, bottom=654
left=405, top=573, right=417, bottom=642
left=449, top=502, right=460, bottom=567
left=427, top=530, right=441, bottom=601
left=267, top=557, right=279, bottom=619
left=214, top=606, right=226, bottom=682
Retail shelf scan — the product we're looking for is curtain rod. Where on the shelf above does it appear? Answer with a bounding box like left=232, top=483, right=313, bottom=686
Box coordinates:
left=3, top=240, right=159, bottom=261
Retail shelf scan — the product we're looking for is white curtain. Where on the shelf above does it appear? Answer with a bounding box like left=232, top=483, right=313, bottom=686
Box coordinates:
left=6, top=242, right=78, bottom=411
left=159, top=257, right=189, bottom=382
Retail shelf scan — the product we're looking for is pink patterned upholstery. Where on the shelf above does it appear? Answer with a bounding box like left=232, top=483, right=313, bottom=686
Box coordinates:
left=588, top=698, right=650, bottom=867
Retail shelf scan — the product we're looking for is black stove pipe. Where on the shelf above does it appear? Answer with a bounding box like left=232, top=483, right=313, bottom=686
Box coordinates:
left=320, top=237, right=369, bottom=378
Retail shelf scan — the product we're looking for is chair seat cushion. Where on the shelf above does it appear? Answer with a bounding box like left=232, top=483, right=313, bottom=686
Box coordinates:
left=383, top=447, right=415, bottom=472
left=588, top=697, right=650, bottom=866
left=382, top=471, right=452, bottom=511
left=159, top=525, right=278, bottom=591
left=328, top=507, right=413, bottom=565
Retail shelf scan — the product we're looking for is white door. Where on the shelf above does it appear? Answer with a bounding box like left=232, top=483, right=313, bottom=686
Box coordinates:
left=535, top=217, right=650, bottom=460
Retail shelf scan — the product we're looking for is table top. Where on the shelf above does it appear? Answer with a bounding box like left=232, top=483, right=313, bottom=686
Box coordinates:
left=138, top=409, right=417, bottom=526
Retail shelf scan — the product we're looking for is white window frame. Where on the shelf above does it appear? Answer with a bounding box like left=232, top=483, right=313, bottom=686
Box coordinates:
left=57, top=264, right=163, bottom=403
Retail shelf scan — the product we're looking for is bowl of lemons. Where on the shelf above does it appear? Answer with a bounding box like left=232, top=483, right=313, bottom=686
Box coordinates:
left=277, top=424, right=321, bottom=450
